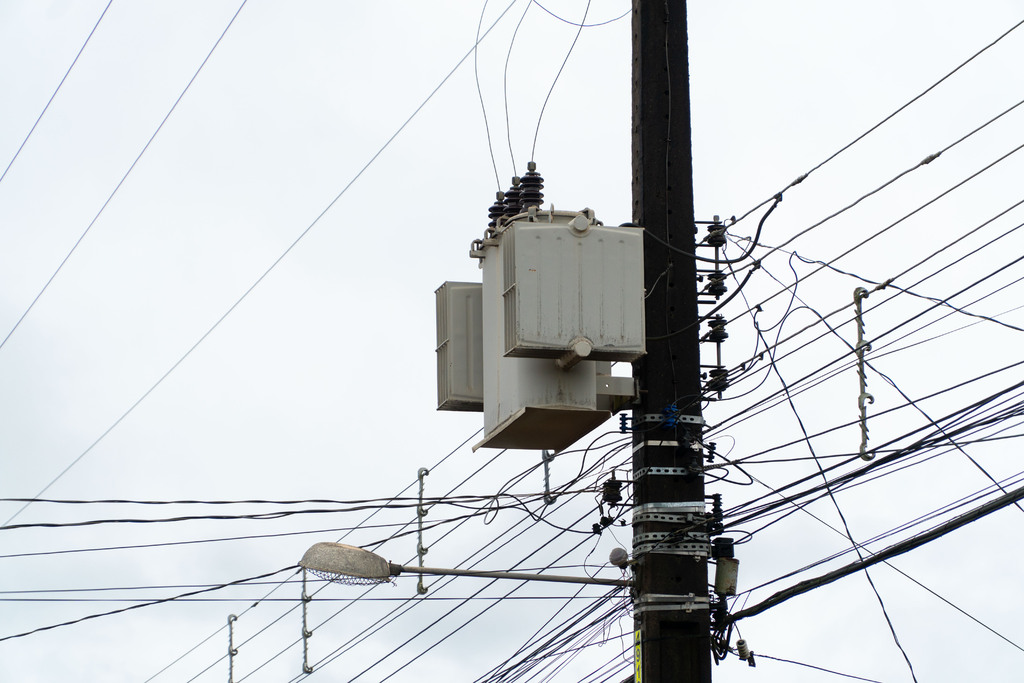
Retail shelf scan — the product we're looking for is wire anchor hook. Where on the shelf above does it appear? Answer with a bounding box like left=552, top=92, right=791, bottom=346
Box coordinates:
left=227, top=614, right=238, bottom=683
left=854, top=287, right=875, bottom=460
left=301, top=569, right=313, bottom=674
left=541, top=450, right=557, bottom=505
left=416, top=467, right=430, bottom=595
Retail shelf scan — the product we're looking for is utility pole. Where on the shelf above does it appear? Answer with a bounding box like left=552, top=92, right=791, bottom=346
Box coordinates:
left=631, top=0, right=712, bottom=681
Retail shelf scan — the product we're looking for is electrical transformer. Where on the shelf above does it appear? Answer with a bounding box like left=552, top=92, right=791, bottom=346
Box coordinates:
left=437, top=206, right=644, bottom=452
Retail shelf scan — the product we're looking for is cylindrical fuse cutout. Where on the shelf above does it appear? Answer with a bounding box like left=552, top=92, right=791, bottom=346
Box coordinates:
left=714, top=557, right=739, bottom=596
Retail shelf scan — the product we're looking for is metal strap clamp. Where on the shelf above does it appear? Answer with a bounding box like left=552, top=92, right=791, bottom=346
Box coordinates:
left=634, top=593, right=710, bottom=615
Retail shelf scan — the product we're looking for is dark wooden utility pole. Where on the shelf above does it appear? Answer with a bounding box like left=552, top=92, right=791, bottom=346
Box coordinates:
left=631, top=1, right=712, bottom=681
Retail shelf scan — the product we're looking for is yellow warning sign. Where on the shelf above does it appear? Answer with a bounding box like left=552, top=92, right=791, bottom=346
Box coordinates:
left=634, top=629, right=642, bottom=682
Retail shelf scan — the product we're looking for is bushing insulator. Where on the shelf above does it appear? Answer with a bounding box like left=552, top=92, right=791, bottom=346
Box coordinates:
left=519, top=161, right=544, bottom=209
left=503, top=177, right=522, bottom=217
left=487, top=191, right=505, bottom=228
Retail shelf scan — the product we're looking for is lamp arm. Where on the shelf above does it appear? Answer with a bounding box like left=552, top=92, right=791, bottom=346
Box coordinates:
left=388, top=563, right=631, bottom=587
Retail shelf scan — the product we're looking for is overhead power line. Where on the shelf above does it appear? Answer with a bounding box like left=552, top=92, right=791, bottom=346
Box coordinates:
left=729, top=15, right=1024, bottom=226
left=0, top=566, right=296, bottom=643
left=2, top=0, right=520, bottom=528
left=0, top=0, right=249, bottom=356
left=0, top=1, right=114, bottom=187
left=729, top=480, right=1024, bottom=624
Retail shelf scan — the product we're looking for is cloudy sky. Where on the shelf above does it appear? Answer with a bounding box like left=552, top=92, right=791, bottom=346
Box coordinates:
left=2, top=1, right=1023, bottom=681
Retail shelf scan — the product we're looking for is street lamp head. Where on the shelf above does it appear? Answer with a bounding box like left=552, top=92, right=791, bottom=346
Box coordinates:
left=299, top=542, right=394, bottom=586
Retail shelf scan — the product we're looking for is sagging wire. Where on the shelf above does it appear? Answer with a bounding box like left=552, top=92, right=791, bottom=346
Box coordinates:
left=728, top=16, right=1024, bottom=229
left=530, top=0, right=591, bottom=159
left=474, top=0, right=503, bottom=190
left=644, top=193, right=781, bottom=265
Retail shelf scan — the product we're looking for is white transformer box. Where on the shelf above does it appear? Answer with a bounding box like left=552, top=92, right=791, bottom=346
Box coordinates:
left=437, top=207, right=644, bottom=452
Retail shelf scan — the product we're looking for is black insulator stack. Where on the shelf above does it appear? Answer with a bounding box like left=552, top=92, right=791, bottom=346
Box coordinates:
left=707, top=270, right=728, bottom=297
left=487, top=191, right=505, bottom=228
left=706, top=220, right=727, bottom=247
left=601, top=477, right=623, bottom=506
left=519, top=161, right=544, bottom=209
left=706, top=368, right=730, bottom=393
left=503, top=176, right=522, bottom=217
left=707, top=493, right=725, bottom=534
left=708, top=314, right=729, bottom=343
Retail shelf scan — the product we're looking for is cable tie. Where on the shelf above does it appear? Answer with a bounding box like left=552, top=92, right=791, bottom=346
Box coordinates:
left=873, top=277, right=895, bottom=292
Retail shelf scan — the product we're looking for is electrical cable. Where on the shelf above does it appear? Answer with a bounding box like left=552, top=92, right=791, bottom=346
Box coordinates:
left=711, top=426, right=1024, bottom=657
left=752, top=652, right=884, bottom=682
left=729, top=16, right=1024, bottom=227
left=197, top=448, right=512, bottom=682
left=755, top=273, right=1024, bottom=517
left=226, top=446, right=587, bottom=681
left=0, top=0, right=249, bottom=357
left=147, top=429, right=481, bottom=683
left=751, top=315, right=920, bottom=681
left=530, top=1, right=630, bottom=28
left=724, top=137, right=1024, bottom=338
left=298, top=515, right=594, bottom=680
left=729, top=479, right=1024, bottom=624
left=0, top=565, right=295, bottom=643
left=503, top=0, right=533, bottom=173
left=530, top=0, right=591, bottom=160
left=288, top=459, right=631, bottom=683
left=0, top=0, right=114, bottom=188
left=1, top=0, right=522, bottom=528
left=645, top=194, right=781, bottom=265
left=475, top=0, right=504, bottom=189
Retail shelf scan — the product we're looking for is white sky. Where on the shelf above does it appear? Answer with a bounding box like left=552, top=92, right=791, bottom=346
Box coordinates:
left=1, top=1, right=1023, bottom=682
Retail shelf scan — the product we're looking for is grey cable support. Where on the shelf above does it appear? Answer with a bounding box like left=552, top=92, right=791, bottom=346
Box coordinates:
left=227, top=615, right=238, bottom=683
left=723, top=200, right=1024, bottom=398
left=297, top=460, right=626, bottom=682
left=163, top=430, right=480, bottom=683
left=712, top=224, right=1024, bottom=434
left=300, top=571, right=313, bottom=674
left=853, top=287, right=874, bottom=460
left=235, top=447, right=516, bottom=681
left=416, top=467, right=430, bottom=595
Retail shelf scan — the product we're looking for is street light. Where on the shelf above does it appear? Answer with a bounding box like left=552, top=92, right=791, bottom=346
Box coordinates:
left=299, top=542, right=632, bottom=588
